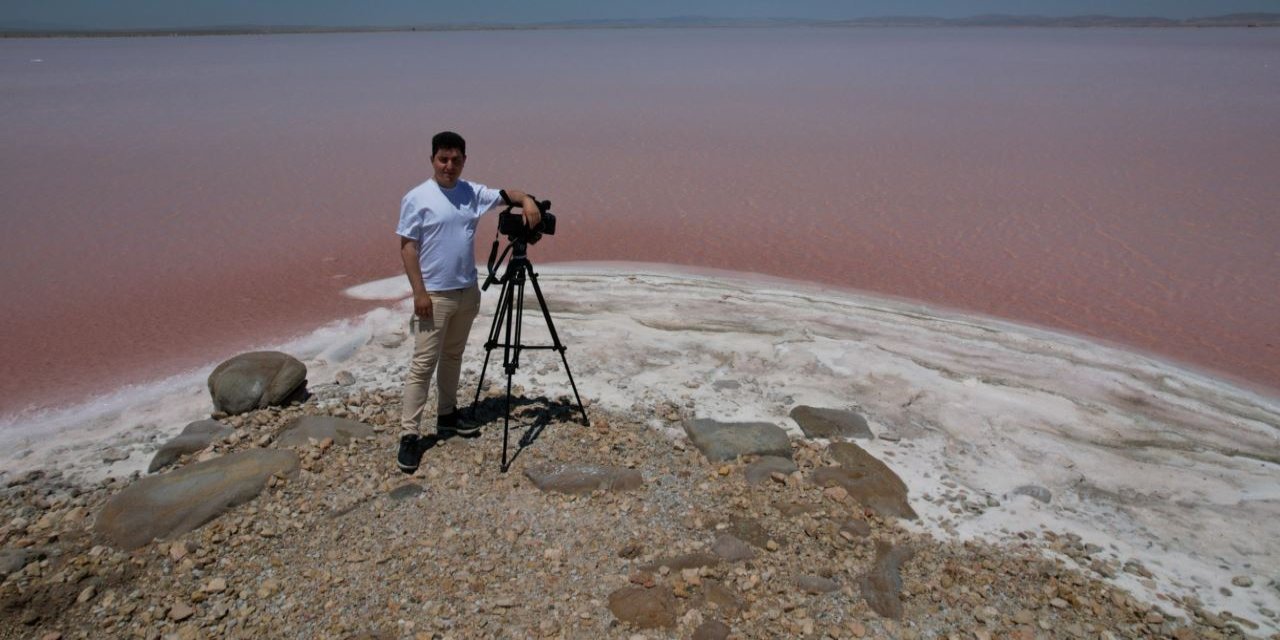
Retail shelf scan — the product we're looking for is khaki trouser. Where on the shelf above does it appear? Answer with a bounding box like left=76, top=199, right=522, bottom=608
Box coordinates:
left=400, top=284, right=481, bottom=437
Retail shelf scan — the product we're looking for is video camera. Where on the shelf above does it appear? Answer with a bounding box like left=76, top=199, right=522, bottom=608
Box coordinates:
left=498, top=190, right=556, bottom=242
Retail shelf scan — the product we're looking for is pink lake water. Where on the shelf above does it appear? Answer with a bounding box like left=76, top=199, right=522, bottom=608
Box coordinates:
left=1, top=28, right=1278, bottom=417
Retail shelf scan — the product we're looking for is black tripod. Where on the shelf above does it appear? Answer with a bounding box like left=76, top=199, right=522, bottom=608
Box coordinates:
left=473, top=237, right=588, bottom=472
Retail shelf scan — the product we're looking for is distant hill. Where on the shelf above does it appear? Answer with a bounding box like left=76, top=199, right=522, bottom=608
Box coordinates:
left=3, top=13, right=1278, bottom=38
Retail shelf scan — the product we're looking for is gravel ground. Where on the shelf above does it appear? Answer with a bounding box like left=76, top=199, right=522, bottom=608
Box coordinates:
left=0, top=382, right=1269, bottom=640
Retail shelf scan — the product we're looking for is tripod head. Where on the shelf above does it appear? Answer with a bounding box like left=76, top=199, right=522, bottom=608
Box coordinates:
left=484, top=192, right=551, bottom=291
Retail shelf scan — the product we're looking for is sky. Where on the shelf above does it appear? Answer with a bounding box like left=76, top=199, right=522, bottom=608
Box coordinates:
left=3, top=0, right=1278, bottom=30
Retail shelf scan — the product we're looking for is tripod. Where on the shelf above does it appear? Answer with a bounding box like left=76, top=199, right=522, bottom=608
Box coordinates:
left=473, top=237, right=589, bottom=472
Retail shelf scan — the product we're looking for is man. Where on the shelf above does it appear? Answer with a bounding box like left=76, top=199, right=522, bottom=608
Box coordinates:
left=395, top=131, right=541, bottom=474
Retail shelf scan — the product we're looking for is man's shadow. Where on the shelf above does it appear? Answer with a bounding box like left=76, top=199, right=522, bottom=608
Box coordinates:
left=418, top=394, right=584, bottom=467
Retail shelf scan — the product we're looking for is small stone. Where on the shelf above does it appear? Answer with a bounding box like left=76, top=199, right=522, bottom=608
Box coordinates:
left=1145, top=612, right=1164, bottom=624
left=102, top=448, right=130, bottom=463
left=975, top=606, right=999, bottom=622
left=1050, top=597, right=1069, bottom=609
left=1232, top=575, right=1254, bottom=588
left=693, top=619, right=731, bottom=640
left=76, top=585, right=96, bottom=604
left=765, top=540, right=779, bottom=552
left=205, top=577, right=227, bottom=593
left=1013, top=609, right=1036, bottom=625
left=168, top=602, right=194, bottom=621
left=796, top=575, right=839, bottom=594
left=40, top=633, right=62, bottom=640
left=335, top=371, right=356, bottom=386
left=618, top=542, right=644, bottom=559
left=848, top=621, right=867, bottom=637
left=608, top=586, right=677, bottom=629
left=711, top=534, right=755, bottom=562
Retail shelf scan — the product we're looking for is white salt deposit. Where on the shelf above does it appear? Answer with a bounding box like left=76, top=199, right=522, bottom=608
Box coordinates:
left=2, top=263, right=1276, bottom=632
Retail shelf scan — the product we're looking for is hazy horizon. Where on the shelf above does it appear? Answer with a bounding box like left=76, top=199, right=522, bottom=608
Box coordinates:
left=3, top=0, right=1279, bottom=30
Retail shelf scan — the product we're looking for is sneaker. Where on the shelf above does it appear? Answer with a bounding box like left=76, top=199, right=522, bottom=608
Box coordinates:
left=437, top=410, right=480, bottom=438
left=396, top=434, right=422, bottom=474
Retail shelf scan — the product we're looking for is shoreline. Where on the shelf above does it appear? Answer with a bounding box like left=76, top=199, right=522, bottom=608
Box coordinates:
left=5, top=262, right=1277, bottom=429
left=2, top=264, right=1278, bottom=634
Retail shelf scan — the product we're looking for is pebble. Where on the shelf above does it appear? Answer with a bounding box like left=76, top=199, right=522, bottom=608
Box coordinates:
left=1231, top=575, right=1254, bottom=588
left=75, top=585, right=96, bottom=604
left=168, top=602, right=194, bottom=622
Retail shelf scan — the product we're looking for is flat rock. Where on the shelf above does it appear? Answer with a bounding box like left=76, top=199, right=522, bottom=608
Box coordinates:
left=773, top=501, right=818, bottom=517
left=524, top=463, right=643, bottom=495
left=388, top=483, right=423, bottom=501
left=790, top=406, right=873, bottom=439
left=711, top=534, right=756, bottom=562
left=698, top=579, right=746, bottom=616
left=607, top=586, right=676, bottom=629
left=207, top=351, right=307, bottom=415
left=814, top=441, right=917, bottom=520
left=693, top=619, right=731, bottom=640
left=0, top=548, right=45, bottom=577
left=859, top=541, right=914, bottom=619
left=148, top=420, right=232, bottom=473
left=722, top=515, right=780, bottom=549
left=682, top=419, right=791, bottom=463
left=641, top=552, right=721, bottom=572
left=95, top=449, right=299, bottom=549
left=277, top=416, right=373, bottom=447
left=742, top=456, right=798, bottom=485
left=839, top=518, right=872, bottom=539
left=1013, top=484, right=1052, bottom=503
left=796, top=574, right=840, bottom=594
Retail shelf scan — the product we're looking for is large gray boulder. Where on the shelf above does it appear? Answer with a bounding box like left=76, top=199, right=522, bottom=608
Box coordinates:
left=96, top=449, right=299, bottom=549
left=789, top=406, right=873, bottom=439
left=277, top=416, right=373, bottom=447
left=682, top=419, right=791, bottom=463
left=148, top=420, right=232, bottom=473
left=207, top=351, right=307, bottom=415
left=524, top=463, right=643, bottom=495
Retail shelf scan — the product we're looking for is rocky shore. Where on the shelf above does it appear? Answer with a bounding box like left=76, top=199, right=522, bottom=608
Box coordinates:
left=1, top=374, right=1271, bottom=639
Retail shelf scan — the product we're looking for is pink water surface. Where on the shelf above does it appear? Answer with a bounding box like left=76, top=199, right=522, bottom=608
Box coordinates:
left=2, top=28, right=1278, bottom=416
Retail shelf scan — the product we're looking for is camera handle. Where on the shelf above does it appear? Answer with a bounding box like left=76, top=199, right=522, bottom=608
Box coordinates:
left=484, top=191, right=548, bottom=292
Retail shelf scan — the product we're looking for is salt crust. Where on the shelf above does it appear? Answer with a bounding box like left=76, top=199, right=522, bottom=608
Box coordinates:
left=1, top=262, right=1277, bottom=633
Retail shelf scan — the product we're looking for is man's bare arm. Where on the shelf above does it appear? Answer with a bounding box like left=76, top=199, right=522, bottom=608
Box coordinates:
left=399, top=237, right=432, bottom=318
left=501, top=189, right=542, bottom=229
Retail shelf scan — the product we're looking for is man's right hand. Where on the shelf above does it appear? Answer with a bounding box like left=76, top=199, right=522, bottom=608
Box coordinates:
left=414, top=292, right=433, bottom=319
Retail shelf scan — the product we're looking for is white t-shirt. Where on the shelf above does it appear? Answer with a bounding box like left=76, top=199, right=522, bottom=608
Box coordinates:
left=396, top=178, right=504, bottom=291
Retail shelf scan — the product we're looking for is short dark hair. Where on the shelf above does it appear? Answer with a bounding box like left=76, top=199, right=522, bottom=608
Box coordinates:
left=432, top=131, right=466, bottom=158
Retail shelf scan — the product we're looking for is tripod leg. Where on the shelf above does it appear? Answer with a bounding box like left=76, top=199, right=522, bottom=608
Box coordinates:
left=473, top=279, right=511, bottom=410
left=500, top=272, right=520, bottom=473
left=526, top=270, right=590, bottom=426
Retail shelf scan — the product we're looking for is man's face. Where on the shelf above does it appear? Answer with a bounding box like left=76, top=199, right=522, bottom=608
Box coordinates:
left=432, top=148, right=465, bottom=189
